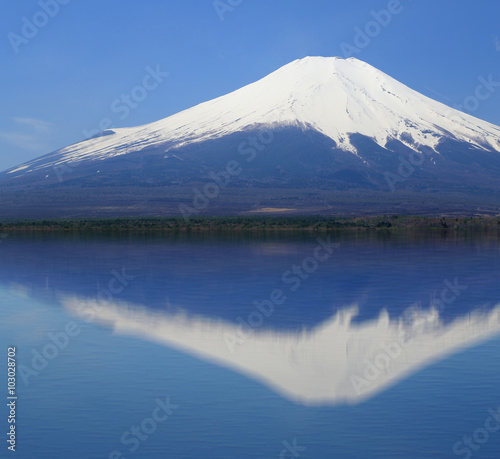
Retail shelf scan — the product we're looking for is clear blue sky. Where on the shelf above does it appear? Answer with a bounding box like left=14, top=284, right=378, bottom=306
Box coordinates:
left=1, top=0, right=499, bottom=171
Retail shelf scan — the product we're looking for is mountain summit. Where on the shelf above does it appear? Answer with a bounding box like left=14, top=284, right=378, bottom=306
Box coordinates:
left=1, top=57, right=500, bottom=218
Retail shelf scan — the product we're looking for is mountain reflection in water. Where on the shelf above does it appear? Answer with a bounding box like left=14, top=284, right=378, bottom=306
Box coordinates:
left=62, top=295, right=500, bottom=406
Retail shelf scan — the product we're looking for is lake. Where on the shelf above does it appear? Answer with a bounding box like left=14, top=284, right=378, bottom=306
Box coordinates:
left=1, top=230, right=499, bottom=458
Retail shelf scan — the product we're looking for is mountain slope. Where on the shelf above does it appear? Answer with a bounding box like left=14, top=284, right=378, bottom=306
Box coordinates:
left=1, top=56, right=500, bottom=218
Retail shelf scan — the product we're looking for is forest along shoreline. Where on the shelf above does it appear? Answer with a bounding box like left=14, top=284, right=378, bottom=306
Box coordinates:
left=0, top=216, right=499, bottom=233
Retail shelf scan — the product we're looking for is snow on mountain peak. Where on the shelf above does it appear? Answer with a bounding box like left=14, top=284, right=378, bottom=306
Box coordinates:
left=9, top=56, right=500, bottom=173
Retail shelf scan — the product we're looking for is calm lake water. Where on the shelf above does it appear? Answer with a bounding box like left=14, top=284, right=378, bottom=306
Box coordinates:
left=1, top=230, right=500, bottom=458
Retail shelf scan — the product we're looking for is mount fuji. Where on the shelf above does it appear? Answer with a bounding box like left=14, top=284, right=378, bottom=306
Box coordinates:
left=1, top=56, right=500, bottom=218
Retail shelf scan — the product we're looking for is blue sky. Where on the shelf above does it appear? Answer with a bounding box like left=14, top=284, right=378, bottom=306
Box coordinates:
left=1, top=0, right=499, bottom=171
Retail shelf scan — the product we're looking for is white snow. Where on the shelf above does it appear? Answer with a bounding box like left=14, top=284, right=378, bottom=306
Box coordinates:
left=7, top=164, right=29, bottom=174
left=62, top=295, right=500, bottom=406
left=7, top=56, right=500, bottom=175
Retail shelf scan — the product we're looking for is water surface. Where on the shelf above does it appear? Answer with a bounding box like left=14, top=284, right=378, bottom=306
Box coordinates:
left=1, top=230, right=499, bottom=458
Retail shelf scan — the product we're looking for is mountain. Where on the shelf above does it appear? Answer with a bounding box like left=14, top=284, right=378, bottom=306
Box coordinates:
left=62, top=296, right=500, bottom=406
left=1, top=56, right=500, bottom=218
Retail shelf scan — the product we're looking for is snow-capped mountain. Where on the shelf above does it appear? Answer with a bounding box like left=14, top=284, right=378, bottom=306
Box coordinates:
left=1, top=56, right=500, bottom=218
left=63, top=296, right=500, bottom=406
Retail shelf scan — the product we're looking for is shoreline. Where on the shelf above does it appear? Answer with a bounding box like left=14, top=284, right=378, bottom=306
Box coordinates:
left=0, top=215, right=499, bottom=232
